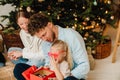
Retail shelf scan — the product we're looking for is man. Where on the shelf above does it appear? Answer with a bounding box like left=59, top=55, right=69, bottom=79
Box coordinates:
left=14, top=13, right=90, bottom=80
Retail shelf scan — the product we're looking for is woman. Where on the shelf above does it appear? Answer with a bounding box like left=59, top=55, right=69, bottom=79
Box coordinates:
left=7, top=10, right=45, bottom=67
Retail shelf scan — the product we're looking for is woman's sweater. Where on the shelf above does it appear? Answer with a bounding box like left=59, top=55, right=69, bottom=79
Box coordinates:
left=20, top=29, right=44, bottom=60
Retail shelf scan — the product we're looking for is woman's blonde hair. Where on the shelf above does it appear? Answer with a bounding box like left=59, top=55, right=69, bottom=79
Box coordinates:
left=51, top=40, right=73, bottom=70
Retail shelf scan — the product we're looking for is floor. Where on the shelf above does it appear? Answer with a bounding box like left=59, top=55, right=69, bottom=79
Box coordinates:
left=87, top=24, right=120, bottom=80
left=87, top=48, right=120, bottom=80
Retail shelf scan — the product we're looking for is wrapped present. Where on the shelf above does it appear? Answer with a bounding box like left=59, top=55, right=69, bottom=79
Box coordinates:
left=30, top=67, right=56, bottom=80
left=22, top=66, right=56, bottom=80
left=22, top=65, right=37, bottom=80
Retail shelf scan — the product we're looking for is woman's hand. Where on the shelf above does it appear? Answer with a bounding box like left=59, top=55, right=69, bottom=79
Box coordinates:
left=8, top=51, right=22, bottom=60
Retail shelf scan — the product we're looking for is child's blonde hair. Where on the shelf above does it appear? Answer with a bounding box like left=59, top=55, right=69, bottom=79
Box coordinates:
left=51, top=40, right=73, bottom=69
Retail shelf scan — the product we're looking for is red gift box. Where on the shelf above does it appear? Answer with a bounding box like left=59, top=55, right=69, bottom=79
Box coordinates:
left=22, top=65, right=37, bottom=80
left=22, top=66, right=56, bottom=80
left=30, top=67, right=56, bottom=80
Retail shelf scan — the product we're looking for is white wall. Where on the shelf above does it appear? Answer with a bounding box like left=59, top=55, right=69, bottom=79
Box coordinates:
left=0, top=4, right=15, bottom=27
left=0, top=4, right=15, bottom=39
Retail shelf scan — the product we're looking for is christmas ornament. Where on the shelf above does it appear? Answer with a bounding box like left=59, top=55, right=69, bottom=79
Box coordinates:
left=72, top=26, right=75, bottom=30
left=91, top=21, right=96, bottom=26
left=101, top=19, right=106, bottom=24
left=26, top=6, right=31, bottom=12
left=75, top=18, right=77, bottom=21
left=58, top=0, right=64, bottom=2
left=98, top=17, right=101, bottom=20
left=100, top=7, right=103, bottom=10
left=96, top=23, right=99, bottom=26
left=38, top=0, right=44, bottom=2
left=19, top=7, right=23, bottom=10
left=73, top=13, right=77, bottom=17
left=39, top=11, right=42, bottom=13
left=93, top=40, right=96, bottom=43
left=82, top=27, right=85, bottom=30
left=107, top=0, right=111, bottom=4
left=110, top=16, right=114, bottom=20
left=74, top=24, right=77, bottom=27
left=105, top=10, right=108, bottom=14
left=47, top=13, right=51, bottom=15
left=82, top=22, right=87, bottom=26
left=83, top=37, right=87, bottom=40
left=72, top=24, right=77, bottom=30
left=85, top=17, right=90, bottom=21
left=57, top=15, right=60, bottom=20
left=85, top=32, right=89, bottom=37
left=86, top=26, right=94, bottom=29
left=93, top=0, right=97, bottom=6
left=92, top=50, right=96, bottom=54
left=82, top=6, right=86, bottom=9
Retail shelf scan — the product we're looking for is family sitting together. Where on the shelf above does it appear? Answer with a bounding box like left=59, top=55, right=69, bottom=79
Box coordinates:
left=7, top=10, right=90, bottom=80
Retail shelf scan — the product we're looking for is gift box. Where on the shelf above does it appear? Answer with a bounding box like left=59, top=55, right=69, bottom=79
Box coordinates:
left=22, top=65, right=37, bottom=80
left=30, top=67, right=56, bottom=80
left=22, top=66, right=56, bottom=80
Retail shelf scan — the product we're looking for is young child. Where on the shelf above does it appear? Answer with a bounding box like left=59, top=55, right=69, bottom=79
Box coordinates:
left=22, top=40, right=83, bottom=80
left=48, top=40, right=74, bottom=80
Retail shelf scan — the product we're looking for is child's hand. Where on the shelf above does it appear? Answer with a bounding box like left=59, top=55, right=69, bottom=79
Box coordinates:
left=50, top=56, right=59, bottom=71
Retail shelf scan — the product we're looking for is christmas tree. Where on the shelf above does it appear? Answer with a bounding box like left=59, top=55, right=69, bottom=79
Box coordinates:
left=0, top=0, right=116, bottom=54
